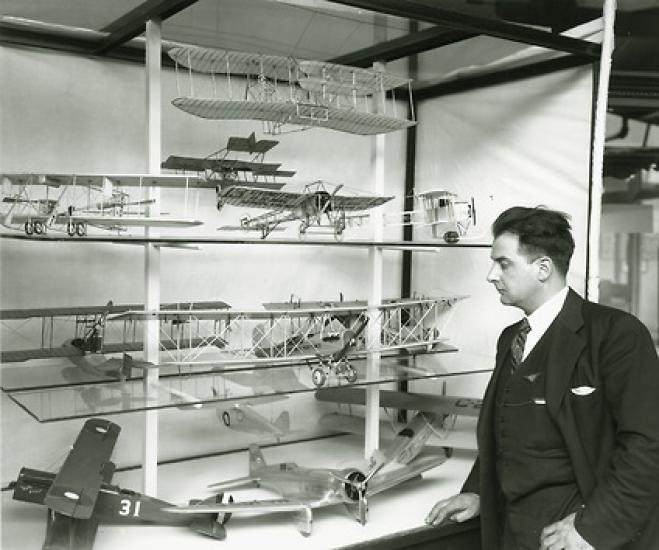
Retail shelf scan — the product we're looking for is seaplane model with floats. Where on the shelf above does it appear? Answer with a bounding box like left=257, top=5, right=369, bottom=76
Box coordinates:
left=10, top=418, right=232, bottom=549
left=217, top=180, right=394, bottom=240
left=162, top=132, right=292, bottom=191
left=0, top=173, right=208, bottom=237
left=168, top=45, right=416, bottom=136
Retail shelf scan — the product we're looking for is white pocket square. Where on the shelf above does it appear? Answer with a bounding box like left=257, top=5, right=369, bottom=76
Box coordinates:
left=571, top=386, right=596, bottom=396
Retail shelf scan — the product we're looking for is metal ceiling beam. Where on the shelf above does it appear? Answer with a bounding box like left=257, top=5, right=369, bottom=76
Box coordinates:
left=330, top=26, right=474, bottom=67
left=415, top=54, right=593, bottom=101
left=94, top=0, right=200, bottom=54
left=327, top=0, right=601, bottom=58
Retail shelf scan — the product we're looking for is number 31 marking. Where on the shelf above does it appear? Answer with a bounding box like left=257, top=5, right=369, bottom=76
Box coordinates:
left=119, top=499, right=142, bottom=517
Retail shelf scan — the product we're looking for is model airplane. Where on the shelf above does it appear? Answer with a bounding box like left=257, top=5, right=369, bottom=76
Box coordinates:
left=109, top=296, right=465, bottom=390
left=0, top=300, right=231, bottom=366
left=166, top=412, right=447, bottom=535
left=316, top=386, right=482, bottom=453
left=216, top=392, right=291, bottom=442
left=168, top=46, right=415, bottom=136
left=162, top=133, right=292, bottom=192
left=1, top=173, right=208, bottom=236
left=388, top=190, right=477, bottom=243
left=10, top=418, right=232, bottom=549
left=217, top=180, right=394, bottom=239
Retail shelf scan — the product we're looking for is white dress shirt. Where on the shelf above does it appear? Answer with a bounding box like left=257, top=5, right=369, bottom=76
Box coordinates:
left=522, top=286, right=569, bottom=361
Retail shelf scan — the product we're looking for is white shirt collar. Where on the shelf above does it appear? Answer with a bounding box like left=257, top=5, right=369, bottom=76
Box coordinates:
left=522, top=286, right=569, bottom=359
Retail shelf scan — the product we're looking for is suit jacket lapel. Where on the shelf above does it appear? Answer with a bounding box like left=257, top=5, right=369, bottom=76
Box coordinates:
left=545, top=289, right=586, bottom=419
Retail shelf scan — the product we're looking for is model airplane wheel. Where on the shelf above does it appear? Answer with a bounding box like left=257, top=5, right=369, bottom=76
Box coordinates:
left=76, top=222, right=87, bottom=237
left=443, top=230, right=459, bottom=243
left=66, top=222, right=76, bottom=236
left=344, top=365, right=358, bottom=384
left=33, top=220, right=44, bottom=235
left=222, top=411, right=231, bottom=427
left=24, top=221, right=34, bottom=235
left=298, top=223, right=308, bottom=240
left=311, top=367, right=327, bottom=387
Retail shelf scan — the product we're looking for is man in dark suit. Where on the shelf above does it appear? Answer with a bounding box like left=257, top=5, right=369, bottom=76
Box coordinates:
left=425, top=206, right=659, bottom=549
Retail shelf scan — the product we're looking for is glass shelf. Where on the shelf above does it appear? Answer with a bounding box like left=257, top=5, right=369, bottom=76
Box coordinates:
left=2, top=351, right=493, bottom=422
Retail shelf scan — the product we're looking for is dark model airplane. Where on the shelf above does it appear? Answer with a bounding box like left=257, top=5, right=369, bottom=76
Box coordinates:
left=10, top=418, right=232, bottom=549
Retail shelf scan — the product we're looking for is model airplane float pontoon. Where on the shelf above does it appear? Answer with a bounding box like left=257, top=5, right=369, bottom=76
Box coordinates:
left=0, top=173, right=209, bottom=237
left=168, top=46, right=416, bottom=136
left=10, top=418, right=233, bottom=549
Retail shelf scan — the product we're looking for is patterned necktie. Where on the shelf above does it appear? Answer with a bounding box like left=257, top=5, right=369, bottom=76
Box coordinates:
left=510, top=318, right=531, bottom=369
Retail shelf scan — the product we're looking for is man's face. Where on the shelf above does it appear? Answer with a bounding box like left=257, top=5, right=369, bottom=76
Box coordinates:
left=487, top=232, right=541, bottom=313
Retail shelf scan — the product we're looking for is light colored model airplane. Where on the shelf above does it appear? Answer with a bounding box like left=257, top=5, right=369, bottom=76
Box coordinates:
left=217, top=180, right=394, bottom=239
left=1, top=173, right=207, bottom=236
left=166, top=413, right=447, bottom=535
left=162, top=133, right=292, bottom=192
left=388, top=190, right=477, bottom=243
left=10, top=418, right=233, bottom=549
left=168, top=46, right=415, bottom=136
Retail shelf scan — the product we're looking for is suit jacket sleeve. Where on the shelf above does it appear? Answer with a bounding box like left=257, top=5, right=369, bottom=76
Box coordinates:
left=575, top=313, right=659, bottom=549
left=461, top=456, right=480, bottom=494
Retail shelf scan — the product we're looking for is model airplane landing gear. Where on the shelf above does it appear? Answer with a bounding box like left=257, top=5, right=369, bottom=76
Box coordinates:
left=335, top=361, right=357, bottom=383
left=311, top=366, right=327, bottom=387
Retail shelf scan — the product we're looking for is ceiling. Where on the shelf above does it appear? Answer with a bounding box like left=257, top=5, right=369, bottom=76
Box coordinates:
left=0, top=0, right=658, bottom=125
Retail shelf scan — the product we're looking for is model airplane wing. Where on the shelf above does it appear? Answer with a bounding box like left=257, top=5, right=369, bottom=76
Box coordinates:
left=54, top=214, right=203, bottom=228
left=368, top=454, right=447, bottom=496
left=44, top=418, right=120, bottom=519
left=328, top=193, right=394, bottom=211
left=171, top=99, right=415, bottom=135
left=1, top=173, right=211, bottom=189
left=216, top=186, right=310, bottom=210
left=166, top=498, right=310, bottom=515
left=316, top=387, right=482, bottom=417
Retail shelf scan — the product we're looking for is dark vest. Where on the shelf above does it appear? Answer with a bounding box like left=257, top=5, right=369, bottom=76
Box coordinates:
left=494, top=325, right=583, bottom=549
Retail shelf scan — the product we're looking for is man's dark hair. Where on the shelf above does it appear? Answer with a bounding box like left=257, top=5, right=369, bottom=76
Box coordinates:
left=492, top=206, right=575, bottom=276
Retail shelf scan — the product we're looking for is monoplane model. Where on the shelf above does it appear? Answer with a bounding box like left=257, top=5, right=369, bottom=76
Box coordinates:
left=10, top=418, right=232, bottom=549
left=217, top=180, right=394, bottom=239
left=316, top=386, right=482, bottom=453
left=168, top=46, right=416, bottom=136
left=388, top=190, right=476, bottom=243
left=167, top=413, right=447, bottom=535
left=162, top=132, right=293, bottom=192
left=1, top=173, right=208, bottom=236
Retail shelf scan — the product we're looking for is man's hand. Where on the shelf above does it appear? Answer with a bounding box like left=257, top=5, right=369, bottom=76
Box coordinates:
left=540, top=513, right=594, bottom=550
left=425, top=493, right=480, bottom=527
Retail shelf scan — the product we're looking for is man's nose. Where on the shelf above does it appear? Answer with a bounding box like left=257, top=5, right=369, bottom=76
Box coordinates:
left=486, top=264, right=499, bottom=283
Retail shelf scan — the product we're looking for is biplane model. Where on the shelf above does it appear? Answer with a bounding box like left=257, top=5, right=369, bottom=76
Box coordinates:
left=162, top=132, right=293, bottom=192
left=110, top=296, right=466, bottom=388
left=217, top=180, right=394, bottom=239
left=167, top=413, right=447, bottom=535
left=388, top=190, right=477, bottom=243
left=168, top=46, right=416, bottom=136
left=0, top=173, right=208, bottom=236
left=10, top=418, right=232, bottom=549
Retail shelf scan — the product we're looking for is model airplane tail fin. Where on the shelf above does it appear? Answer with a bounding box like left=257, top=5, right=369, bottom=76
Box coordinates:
left=274, top=411, right=290, bottom=434
left=248, top=444, right=267, bottom=475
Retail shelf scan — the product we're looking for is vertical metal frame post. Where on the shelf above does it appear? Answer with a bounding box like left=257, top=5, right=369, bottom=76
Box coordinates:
left=143, top=18, right=162, bottom=495
left=365, top=58, right=386, bottom=459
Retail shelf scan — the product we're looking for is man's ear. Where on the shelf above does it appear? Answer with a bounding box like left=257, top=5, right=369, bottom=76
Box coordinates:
left=536, top=256, right=552, bottom=282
